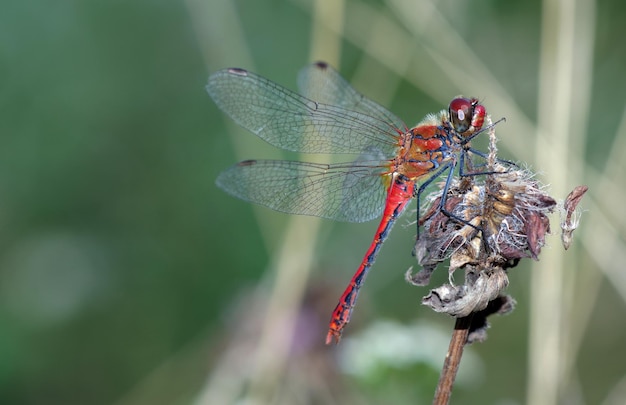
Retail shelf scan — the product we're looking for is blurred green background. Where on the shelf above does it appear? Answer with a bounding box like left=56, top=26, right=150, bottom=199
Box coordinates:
left=2, top=0, right=625, bottom=404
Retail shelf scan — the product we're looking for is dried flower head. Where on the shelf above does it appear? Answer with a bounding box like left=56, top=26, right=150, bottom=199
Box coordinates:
left=406, top=118, right=587, bottom=340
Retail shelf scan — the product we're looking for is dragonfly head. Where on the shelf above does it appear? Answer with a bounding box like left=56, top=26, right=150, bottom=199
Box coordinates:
left=448, top=97, right=486, bottom=136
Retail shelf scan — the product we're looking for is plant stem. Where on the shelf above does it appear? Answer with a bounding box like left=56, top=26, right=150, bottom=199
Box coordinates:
left=432, top=315, right=472, bottom=405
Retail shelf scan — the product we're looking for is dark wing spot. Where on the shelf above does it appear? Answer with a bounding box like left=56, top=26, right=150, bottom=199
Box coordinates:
left=237, top=159, right=257, bottom=166
left=227, top=67, right=249, bottom=76
left=313, top=61, right=329, bottom=70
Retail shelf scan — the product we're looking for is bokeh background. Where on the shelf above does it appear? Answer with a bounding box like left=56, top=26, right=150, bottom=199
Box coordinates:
left=2, top=0, right=625, bottom=404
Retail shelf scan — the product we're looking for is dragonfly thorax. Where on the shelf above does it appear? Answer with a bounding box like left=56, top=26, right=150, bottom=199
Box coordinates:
left=391, top=123, right=451, bottom=180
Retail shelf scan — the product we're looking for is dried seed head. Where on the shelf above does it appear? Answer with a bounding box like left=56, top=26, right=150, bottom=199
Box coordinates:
left=414, top=165, right=556, bottom=277
left=406, top=116, right=586, bottom=340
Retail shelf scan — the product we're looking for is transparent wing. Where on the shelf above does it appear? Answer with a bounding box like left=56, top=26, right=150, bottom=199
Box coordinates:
left=297, top=62, right=408, bottom=132
left=207, top=67, right=404, bottom=155
left=215, top=159, right=391, bottom=223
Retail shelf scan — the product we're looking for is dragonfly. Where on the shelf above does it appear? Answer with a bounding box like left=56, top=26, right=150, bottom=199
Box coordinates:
left=207, top=62, right=489, bottom=344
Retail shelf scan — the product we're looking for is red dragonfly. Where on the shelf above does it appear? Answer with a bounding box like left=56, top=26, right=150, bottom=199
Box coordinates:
left=208, top=62, right=487, bottom=344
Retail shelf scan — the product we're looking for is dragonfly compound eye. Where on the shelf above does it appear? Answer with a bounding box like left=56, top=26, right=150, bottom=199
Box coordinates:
left=448, top=97, right=474, bottom=133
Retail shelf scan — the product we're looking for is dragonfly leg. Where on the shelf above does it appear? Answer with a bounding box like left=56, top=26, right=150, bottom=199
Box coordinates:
left=459, top=117, right=506, bottom=145
left=413, top=160, right=486, bottom=241
left=413, top=162, right=455, bottom=240
left=460, top=148, right=518, bottom=175
left=436, top=160, right=482, bottom=233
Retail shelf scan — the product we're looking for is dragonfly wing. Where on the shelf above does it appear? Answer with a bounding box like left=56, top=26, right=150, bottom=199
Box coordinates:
left=216, top=159, right=390, bottom=223
left=298, top=62, right=408, bottom=133
left=207, top=68, right=401, bottom=155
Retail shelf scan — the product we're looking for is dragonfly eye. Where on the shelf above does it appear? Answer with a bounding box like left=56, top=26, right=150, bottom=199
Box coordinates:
left=448, top=97, right=475, bottom=133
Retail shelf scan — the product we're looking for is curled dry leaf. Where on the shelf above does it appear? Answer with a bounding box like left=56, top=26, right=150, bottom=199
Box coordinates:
left=561, top=185, right=588, bottom=250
